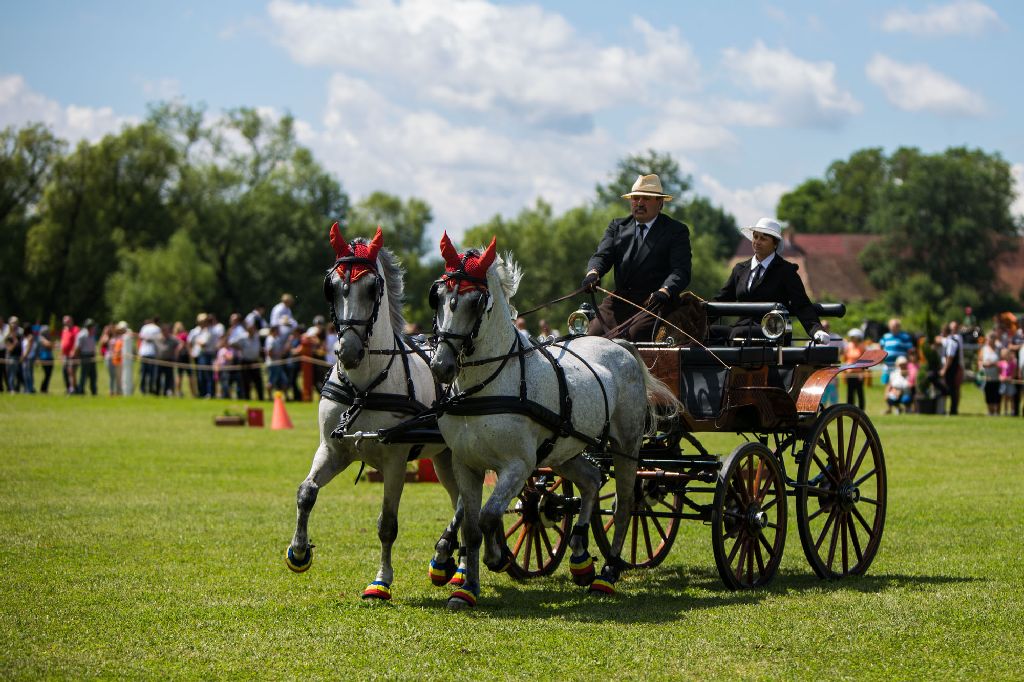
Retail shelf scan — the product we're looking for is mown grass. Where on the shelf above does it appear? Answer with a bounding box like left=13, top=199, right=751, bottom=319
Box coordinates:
left=1, top=386, right=1022, bottom=680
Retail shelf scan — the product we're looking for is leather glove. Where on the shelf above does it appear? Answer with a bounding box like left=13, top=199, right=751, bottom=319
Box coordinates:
left=813, top=329, right=831, bottom=345
left=646, top=290, right=670, bottom=311
left=581, top=272, right=600, bottom=292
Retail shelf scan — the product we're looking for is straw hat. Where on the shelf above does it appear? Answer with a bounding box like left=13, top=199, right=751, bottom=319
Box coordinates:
left=621, top=174, right=673, bottom=200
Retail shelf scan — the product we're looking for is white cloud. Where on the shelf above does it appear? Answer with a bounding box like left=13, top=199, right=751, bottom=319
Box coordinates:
left=881, top=1, right=1001, bottom=37
left=697, top=174, right=790, bottom=229
left=1012, top=163, right=1024, bottom=220
left=267, top=0, right=700, bottom=132
left=311, top=73, right=617, bottom=240
left=0, top=74, right=133, bottom=141
left=639, top=99, right=737, bottom=153
left=721, top=41, right=861, bottom=128
left=866, top=54, right=985, bottom=116
left=141, top=78, right=182, bottom=100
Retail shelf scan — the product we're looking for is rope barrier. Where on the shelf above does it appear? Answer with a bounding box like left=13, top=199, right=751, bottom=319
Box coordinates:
left=0, top=354, right=334, bottom=371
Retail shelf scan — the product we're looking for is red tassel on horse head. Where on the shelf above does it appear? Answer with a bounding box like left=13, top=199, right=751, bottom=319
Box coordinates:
left=329, top=223, right=384, bottom=281
left=438, top=231, right=497, bottom=292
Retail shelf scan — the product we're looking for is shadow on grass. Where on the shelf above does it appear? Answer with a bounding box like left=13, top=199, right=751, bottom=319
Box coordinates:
left=398, top=566, right=984, bottom=624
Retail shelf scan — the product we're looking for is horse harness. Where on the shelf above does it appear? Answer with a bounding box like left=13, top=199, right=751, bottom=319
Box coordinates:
left=323, top=254, right=385, bottom=345
left=321, top=333, right=440, bottom=443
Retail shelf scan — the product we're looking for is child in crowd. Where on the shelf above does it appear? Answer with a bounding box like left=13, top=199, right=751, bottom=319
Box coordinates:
left=885, top=356, right=914, bottom=414
left=214, top=336, right=235, bottom=399
left=998, top=347, right=1017, bottom=416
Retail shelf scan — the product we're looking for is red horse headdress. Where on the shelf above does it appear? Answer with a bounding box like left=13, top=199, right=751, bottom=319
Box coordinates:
left=329, top=223, right=383, bottom=281
left=439, top=231, right=497, bottom=292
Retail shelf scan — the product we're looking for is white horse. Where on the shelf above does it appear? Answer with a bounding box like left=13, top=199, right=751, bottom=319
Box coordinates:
left=285, top=225, right=465, bottom=600
left=428, top=234, right=681, bottom=609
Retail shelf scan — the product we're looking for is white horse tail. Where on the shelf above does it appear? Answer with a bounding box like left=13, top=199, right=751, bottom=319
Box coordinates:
left=614, top=340, right=683, bottom=436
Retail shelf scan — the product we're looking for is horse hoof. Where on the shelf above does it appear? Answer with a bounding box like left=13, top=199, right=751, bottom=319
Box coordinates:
left=485, top=547, right=514, bottom=573
left=447, top=588, right=477, bottom=610
left=285, top=545, right=313, bottom=573
left=449, top=566, right=467, bottom=586
left=429, top=557, right=457, bottom=586
left=361, top=581, right=392, bottom=601
left=588, top=577, right=616, bottom=595
left=569, top=554, right=596, bottom=586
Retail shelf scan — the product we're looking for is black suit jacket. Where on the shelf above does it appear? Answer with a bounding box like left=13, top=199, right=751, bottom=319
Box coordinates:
left=714, top=255, right=822, bottom=336
left=586, top=213, right=691, bottom=297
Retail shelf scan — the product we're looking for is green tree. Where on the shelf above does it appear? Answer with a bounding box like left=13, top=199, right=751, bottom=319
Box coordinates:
left=0, top=123, right=65, bottom=317
left=106, top=230, right=216, bottom=325
left=595, top=149, right=692, bottom=209
left=778, top=148, right=888, bottom=233
left=679, top=196, right=741, bottom=260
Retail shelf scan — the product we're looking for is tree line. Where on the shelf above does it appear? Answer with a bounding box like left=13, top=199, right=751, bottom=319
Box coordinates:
left=2, top=103, right=1021, bottom=334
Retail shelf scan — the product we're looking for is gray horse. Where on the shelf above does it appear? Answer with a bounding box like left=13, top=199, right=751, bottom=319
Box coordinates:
left=285, top=225, right=464, bottom=600
left=428, top=234, right=681, bottom=609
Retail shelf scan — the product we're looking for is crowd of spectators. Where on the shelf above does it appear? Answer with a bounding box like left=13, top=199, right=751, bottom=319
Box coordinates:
left=0, top=294, right=336, bottom=402
left=2, top=303, right=1022, bottom=417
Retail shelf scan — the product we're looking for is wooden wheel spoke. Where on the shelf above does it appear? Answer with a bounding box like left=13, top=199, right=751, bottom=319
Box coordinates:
left=804, top=484, right=836, bottom=498
left=731, top=471, right=752, bottom=505
left=727, top=533, right=743, bottom=563
left=521, top=526, right=534, bottom=567
left=726, top=482, right=746, bottom=508
left=603, top=516, right=614, bottom=533
left=848, top=513, right=864, bottom=563
left=505, top=516, right=525, bottom=540
left=811, top=452, right=841, bottom=485
left=854, top=468, right=877, bottom=488
left=753, top=535, right=766, bottom=574
left=761, top=496, right=779, bottom=513
left=814, top=506, right=839, bottom=550
left=858, top=496, right=878, bottom=506
left=826, top=512, right=842, bottom=570
left=533, top=528, right=544, bottom=570
left=841, top=513, right=849, bottom=573
left=734, top=538, right=748, bottom=582
left=807, top=504, right=829, bottom=522
left=649, top=512, right=669, bottom=543
left=641, top=516, right=654, bottom=560
left=850, top=440, right=872, bottom=480
left=630, top=515, right=639, bottom=564
left=851, top=505, right=876, bottom=537
left=836, top=417, right=846, bottom=472
left=747, top=455, right=758, bottom=500
left=819, top=429, right=842, bottom=475
left=846, top=419, right=861, bottom=474
left=764, top=521, right=779, bottom=530
left=758, top=530, right=776, bottom=557
left=539, top=526, right=554, bottom=560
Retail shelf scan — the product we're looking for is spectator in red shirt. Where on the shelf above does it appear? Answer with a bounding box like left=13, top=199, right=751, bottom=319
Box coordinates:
left=60, top=315, right=79, bottom=394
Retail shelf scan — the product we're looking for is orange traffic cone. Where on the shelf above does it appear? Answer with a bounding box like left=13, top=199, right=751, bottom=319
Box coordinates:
left=271, top=391, right=294, bottom=430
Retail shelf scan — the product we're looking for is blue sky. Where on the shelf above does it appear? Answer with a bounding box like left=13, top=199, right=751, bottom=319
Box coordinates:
left=2, top=0, right=1022, bottom=240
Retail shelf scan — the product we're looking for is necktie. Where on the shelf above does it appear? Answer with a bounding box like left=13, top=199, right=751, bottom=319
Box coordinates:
left=750, top=263, right=764, bottom=289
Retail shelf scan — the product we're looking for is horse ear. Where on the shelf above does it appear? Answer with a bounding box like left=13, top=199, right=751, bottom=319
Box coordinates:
left=329, top=222, right=351, bottom=258
left=367, top=225, right=384, bottom=261
left=439, top=231, right=461, bottom=268
left=477, top=236, right=497, bottom=273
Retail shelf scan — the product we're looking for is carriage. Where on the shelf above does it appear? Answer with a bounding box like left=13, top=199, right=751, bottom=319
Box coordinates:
left=359, top=298, right=887, bottom=591
left=297, top=227, right=886, bottom=606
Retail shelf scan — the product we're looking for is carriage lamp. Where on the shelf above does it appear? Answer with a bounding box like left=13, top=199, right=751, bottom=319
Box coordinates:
left=761, top=310, right=788, bottom=340
left=567, top=302, right=597, bottom=335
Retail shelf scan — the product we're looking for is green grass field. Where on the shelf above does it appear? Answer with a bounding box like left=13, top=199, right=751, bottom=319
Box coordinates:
left=1, top=386, right=1022, bottom=680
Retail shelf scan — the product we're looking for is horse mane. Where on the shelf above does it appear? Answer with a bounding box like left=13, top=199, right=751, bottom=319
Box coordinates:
left=350, top=236, right=407, bottom=333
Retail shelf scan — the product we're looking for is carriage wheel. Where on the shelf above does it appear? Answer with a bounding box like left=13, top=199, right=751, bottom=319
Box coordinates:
left=590, top=475, right=683, bottom=569
left=711, top=442, right=787, bottom=590
left=502, top=475, right=575, bottom=579
left=795, top=404, right=887, bottom=579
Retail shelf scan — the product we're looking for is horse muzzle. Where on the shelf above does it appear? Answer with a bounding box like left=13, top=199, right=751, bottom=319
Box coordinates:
left=430, top=347, right=457, bottom=384
left=338, top=329, right=366, bottom=369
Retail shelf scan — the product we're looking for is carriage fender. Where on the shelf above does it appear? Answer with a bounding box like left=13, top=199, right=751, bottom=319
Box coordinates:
left=795, top=348, right=887, bottom=413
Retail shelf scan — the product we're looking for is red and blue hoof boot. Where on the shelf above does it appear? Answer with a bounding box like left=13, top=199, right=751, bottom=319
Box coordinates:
left=569, top=553, right=596, bottom=586
left=450, top=565, right=467, bottom=586
left=285, top=545, right=313, bottom=573
left=588, top=576, right=616, bottom=595
left=429, top=557, right=457, bottom=586
left=447, top=586, right=478, bottom=610
left=362, top=580, right=392, bottom=601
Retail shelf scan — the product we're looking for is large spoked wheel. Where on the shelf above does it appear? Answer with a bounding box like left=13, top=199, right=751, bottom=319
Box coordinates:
left=711, top=442, right=787, bottom=590
left=502, top=475, right=575, bottom=579
left=591, top=475, right=683, bottom=569
left=796, top=404, right=887, bottom=579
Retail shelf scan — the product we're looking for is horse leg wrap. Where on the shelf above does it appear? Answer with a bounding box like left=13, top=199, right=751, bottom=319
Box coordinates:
left=484, top=544, right=514, bottom=574
left=450, top=546, right=468, bottom=586
left=361, top=580, right=392, bottom=601
left=285, top=544, right=314, bottom=573
left=569, top=552, right=596, bottom=586
left=429, top=556, right=457, bottom=586
left=589, top=560, right=623, bottom=595
left=448, top=585, right=478, bottom=608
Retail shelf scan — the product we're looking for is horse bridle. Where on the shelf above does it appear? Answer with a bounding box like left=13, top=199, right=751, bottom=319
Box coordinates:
left=430, top=255, right=491, bottom=360
left=323, top=254, right=385, bottom=349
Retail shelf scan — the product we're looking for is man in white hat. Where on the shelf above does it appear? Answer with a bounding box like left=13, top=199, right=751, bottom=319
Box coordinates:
left=712, top=217, right=828, bottom=344
left=581, top=174, right=692, bottom=341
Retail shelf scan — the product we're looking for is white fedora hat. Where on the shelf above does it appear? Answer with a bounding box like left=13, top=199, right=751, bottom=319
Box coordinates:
left=621, top=174, right=673, bottom=201
left=741, top=217, right=784, bottom=242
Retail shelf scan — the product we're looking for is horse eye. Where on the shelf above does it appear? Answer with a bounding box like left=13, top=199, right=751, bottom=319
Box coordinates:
left=449, top=296, right=458, bottom=311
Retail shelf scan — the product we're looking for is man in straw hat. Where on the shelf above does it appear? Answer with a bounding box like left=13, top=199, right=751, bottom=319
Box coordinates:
left=711, top=217, right=829, bottom=344
left=581, top=174, right=692, bottom=341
